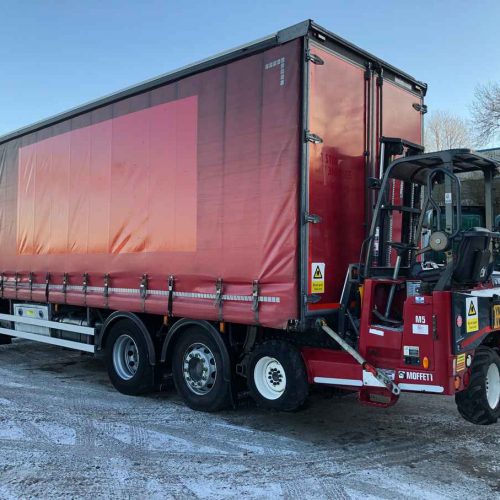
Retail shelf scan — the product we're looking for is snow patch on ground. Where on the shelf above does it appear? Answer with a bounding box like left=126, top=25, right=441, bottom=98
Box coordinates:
left=32, top=421, right=77, bottom=446
left=0, top=420, right=25, bottom=440
left=0, top=340, right=499, bottom=498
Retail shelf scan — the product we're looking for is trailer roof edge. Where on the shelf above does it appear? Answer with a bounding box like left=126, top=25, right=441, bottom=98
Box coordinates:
left=0, top=19, right=427, bottom=145
left=309, top=21, right=427, bottom=95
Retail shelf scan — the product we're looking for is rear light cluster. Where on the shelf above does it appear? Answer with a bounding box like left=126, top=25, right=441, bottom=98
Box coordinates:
left=453, top=353, right=473, bottom=391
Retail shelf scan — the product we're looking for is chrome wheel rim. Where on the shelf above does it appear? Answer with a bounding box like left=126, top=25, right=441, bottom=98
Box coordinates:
left=183, top=343, right=217, bottom=395
left=112, top=334, right=139, bottom=380
left=254, top=356, right=286, bottom=400
left=485, top=363, right=500, bottom=409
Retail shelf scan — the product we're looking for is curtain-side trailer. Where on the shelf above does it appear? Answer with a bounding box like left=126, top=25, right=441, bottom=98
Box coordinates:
left=10, top=20, right=499, bottom=423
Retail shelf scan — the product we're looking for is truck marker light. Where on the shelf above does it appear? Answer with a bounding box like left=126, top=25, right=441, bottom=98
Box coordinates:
left=456, top=315, right=463, bottom=328
left=454, top=376, right=461, bottom=390
left=219, top=322, right=225, bottom=333
left=422, top=357, right=429, bottom=369
left=466, top=354, right=472, bottom=367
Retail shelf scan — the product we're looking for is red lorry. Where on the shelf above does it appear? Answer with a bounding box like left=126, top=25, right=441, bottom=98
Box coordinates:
left=1, top=20, right=499, bottom=424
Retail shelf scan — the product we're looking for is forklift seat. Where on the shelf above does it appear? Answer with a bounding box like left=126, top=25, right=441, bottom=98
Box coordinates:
left=410, top=264, right=443, bottom=283
left=453, top=228, right=492, bottom=285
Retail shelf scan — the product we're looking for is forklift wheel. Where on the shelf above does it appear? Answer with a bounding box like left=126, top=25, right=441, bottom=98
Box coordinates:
left=247, top=340, right=308, bottom=411
left=455, top=346, right=500, bottom=425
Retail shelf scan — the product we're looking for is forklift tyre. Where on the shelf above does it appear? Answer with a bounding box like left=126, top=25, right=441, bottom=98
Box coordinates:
left=455, top=346, right=500, bottom=425
left=247, top=340, right=308, bottom=411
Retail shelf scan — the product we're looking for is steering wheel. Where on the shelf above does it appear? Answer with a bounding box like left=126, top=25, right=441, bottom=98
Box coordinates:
left=387, top=241, right=417, bottom=256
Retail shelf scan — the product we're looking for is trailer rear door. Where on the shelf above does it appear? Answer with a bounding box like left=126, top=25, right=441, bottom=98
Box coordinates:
left=306, top=42, right=367, bottom=312
left=305, top=40, right=424, bottom=314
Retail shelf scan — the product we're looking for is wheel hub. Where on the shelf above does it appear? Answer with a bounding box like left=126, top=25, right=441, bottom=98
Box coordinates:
left=254, top=356, right=287, bottom=400
left=112, top=334, right=139, bottom=381
left=269, top=367, right=283, bottom=385
left=183, top=343, right=217, bottom=395
left=485, top=362, right=500, bottom=410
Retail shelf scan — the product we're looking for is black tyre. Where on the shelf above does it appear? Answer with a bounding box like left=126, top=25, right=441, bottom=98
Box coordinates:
left=455, top=346, right=500, bottom=425
left=172, top=326, right=232, bottom=412
left=0, top=334, right=12, bottom=345
left=247, top=340, right=309, bottom=411
left=105, top=320, right=155, bottom=395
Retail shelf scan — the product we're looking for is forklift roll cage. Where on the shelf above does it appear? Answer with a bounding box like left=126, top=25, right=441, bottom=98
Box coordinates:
left=364, top=147, right=500, bottom=283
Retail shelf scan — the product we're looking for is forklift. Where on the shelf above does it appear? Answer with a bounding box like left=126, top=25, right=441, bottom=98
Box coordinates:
left=312, top=140, right=500, bottom=424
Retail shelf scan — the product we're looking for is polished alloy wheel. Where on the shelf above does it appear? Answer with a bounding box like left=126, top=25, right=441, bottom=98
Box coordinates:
left=182, top=342, right=217, bottom=395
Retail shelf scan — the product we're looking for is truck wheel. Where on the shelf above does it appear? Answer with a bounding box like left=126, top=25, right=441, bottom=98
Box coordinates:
left=106, top=320, right=155, bottom=395
left=247, top=340, right=308, bottom=411
left=0, top=334, right=12, bottom=345
left=455, top=346, right=500, bottom=425
left=172, top=327, right=232, bottom=412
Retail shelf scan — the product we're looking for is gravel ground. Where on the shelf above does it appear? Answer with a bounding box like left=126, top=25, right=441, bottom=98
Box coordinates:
left=0, top=339, right=499, bottom=499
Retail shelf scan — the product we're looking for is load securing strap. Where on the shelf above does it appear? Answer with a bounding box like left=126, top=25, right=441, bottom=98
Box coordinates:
left=167, top=275, right=175, bottom=318
left=252, top=280, right=260, bottom=324
left=214, top=278, right=223, bottom=322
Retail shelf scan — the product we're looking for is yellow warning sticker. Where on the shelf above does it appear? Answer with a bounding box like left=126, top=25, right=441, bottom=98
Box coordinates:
left=493, top=304, right=500, bottom=329
left=311, top=262, right=325, bottom=294
left=466, top=297, right=479, bottom=333
left=456, top=353, right=466, bottom=372
left=468, top=301, right=477, bottom=316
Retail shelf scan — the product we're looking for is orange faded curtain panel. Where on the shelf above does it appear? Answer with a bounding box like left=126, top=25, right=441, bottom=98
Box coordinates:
left=17, top=96, right=198, bottom=255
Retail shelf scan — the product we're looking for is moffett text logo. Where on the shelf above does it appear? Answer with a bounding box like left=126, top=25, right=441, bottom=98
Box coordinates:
left=398, top=371, right=433, bottom=382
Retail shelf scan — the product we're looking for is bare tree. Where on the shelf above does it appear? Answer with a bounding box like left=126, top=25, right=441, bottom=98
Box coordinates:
left=424, top=110, right=473, bottom=152
left=471, top=82, right=500, bottom=145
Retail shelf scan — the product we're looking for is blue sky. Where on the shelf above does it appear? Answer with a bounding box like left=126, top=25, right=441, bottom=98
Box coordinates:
left=1, top=0, right=499, bottom=139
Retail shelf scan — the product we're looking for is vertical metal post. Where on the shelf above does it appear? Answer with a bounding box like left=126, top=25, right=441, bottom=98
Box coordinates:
left=444, top=174, right=453, bottom=234
left=369, top=69, right=377, bottom=180
left=299, top=36, right=311, bottom=326
left=484, top=168, right=493, bottom=230
left=378, top=142, right=386, bottom=180
left=385, top=254, right=402, bottom=318
left=364, top=63, right=378, bottom=242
